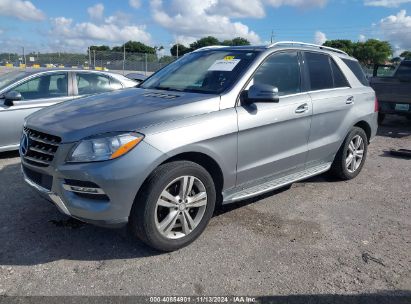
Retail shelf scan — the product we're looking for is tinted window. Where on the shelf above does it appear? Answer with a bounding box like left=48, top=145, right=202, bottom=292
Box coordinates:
left=330, top=59, right=349, bottom=88
left=342, top=58, right=369, bottom=86
left=305, top=52, right=333, bottom=91
left=395, top=61, right=411, bottom=78
left=12, top=73, right=68, bottom=100
left=76, top=73, right=122, bottom=95
left=253, top=52, right=301, bottom=96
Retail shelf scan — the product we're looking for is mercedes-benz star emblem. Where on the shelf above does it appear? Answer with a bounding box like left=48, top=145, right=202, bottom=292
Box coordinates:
left=20, top=132, right=29, bottom=156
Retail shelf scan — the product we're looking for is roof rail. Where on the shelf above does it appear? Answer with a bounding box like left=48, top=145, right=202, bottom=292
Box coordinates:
left=192, top=45, right=227, bottom=52
left=267, top=41, right=348, bottom=56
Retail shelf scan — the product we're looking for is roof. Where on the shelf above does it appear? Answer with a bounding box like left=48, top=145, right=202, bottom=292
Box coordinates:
left=193, top=41, right=352, bottom=58
left=19, top=68, right=122, bottom=76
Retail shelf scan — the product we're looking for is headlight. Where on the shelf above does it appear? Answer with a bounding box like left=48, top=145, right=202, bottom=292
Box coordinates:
left=67, top=132, right=144, bottom=163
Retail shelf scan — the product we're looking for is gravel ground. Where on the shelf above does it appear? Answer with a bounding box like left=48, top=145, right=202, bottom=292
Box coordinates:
left=0, top=115, right=410, bottom=299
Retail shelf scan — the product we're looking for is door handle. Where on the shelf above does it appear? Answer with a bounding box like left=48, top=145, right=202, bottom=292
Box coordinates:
left=295, top=103, right=309, bottom=114
left=346, top=96, right=355, bottom=104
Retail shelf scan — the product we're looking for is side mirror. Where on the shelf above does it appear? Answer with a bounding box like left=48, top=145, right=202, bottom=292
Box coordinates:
left=244, top=84, right=280, bottom=104
left=3, top=91, right=22, bottom=106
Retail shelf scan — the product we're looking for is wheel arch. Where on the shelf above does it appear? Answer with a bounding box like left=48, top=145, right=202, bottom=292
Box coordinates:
left=353, top=120, right=372, bottom=143
left=159, top=152, right=224, bottom=201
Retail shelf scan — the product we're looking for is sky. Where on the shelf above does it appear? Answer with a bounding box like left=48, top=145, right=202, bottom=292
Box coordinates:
left=0, top=0, right=411, bottom=56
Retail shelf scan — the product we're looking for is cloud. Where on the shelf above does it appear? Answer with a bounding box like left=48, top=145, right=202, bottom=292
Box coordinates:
left=314, top=31, right=327, bottom=45
left=49, top=16, right=151, bottom=51
left=129, top=0, right=141, bottom=9
left=379, top=10, right=411, bottom=49
left=149, top=0, right=329, bottom=45
left=150, top=0, right=261, bottom=44
left=0, top=0, right=45, bottom=21
left=364, top=0, right=411, bottom=7
left=359, top=34, right=366, bottom=42
left=207, top=0, right=266, bottom=18
left=265, top=0, right=328, bottom=8
left=87, top=3, right=104, bottom=20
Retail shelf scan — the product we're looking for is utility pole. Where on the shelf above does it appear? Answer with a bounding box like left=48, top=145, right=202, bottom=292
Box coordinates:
left=93, top=49, right=96, bottom=68
left=176, top=43, right=179, bottom=59
left=122, top=43, right=126, bottom=75
left=88, top=47, right=91, bottom=68
left=270, top=30, right=275, bottom=44
left=22, top=46, right=26, bottom=65
left=145, top=53, right=148, bottom=76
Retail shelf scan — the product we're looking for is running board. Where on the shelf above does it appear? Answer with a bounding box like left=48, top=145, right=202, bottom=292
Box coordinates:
left=223, top=162, right=331, bottom=203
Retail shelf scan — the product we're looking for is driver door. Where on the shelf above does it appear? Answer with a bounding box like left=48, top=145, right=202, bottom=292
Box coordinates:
left=236, top=51, right=312, bottom=186
left=0, top=72, right=73, bottom=149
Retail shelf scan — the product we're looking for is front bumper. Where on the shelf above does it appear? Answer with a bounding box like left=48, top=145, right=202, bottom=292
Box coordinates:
left=22, top=170, right=71, bottom=216
left=21, top=141, right=165, bottom=227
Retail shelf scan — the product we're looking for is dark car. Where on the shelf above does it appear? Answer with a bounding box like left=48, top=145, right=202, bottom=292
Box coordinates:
left=370, top=60, right=411, bottom=124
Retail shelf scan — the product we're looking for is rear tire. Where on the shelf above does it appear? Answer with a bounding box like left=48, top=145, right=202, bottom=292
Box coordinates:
left=129, top=161, right=216, bottom=252
left=330, top=127, right=368, bottom=180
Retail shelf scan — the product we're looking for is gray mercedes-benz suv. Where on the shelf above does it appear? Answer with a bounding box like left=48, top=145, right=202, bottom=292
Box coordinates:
left=20, top=42, right=378, bottom=251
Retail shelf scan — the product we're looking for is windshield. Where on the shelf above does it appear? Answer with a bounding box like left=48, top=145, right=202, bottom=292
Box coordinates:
left=0, top=71, right=28, bottom=91
left=141, top=50, right=258, bottom=94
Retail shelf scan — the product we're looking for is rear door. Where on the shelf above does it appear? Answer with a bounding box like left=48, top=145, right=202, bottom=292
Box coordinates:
left=303, top=52, right=353, bottom=168
left=236, top=51, right=312, bottom=185
left=0, top=72, right=73, bottom=149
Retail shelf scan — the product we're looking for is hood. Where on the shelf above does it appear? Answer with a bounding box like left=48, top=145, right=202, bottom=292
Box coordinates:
left=26, top=88, right=220, bottom=142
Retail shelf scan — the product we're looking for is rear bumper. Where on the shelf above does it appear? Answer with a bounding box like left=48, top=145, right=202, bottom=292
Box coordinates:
left=379, top=101, right=411, bottom=115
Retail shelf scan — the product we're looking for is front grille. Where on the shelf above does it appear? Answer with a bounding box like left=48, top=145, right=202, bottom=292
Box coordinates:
left=23, top=127, right=61, bottom=167
left=22, top=165, right=53, bottom=191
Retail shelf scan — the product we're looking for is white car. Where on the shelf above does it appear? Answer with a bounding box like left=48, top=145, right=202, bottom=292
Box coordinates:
left=0, top=69, right=137, bottom=152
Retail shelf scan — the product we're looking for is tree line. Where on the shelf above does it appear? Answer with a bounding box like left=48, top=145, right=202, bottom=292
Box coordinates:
left=322, top=39, right=410, bottom=66
left=2, top=36, right=410, bottom=66
left=170, top=36, right=250, bottom=56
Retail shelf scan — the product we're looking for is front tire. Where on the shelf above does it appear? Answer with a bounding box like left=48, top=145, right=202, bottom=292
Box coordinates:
left=129, top=161, right=216, bottom=251
left=330, top=127, right=368, bottom=180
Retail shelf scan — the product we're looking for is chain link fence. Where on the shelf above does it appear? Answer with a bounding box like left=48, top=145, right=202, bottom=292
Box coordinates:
left=0, top=51, right=177, bottom=75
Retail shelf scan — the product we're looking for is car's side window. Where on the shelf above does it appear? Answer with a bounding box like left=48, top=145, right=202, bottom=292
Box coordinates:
left=330, top=59, right=349, bottom=88
left=305, top=52, right=334, bottom=91
left=252, top=52, right=301, bottom=96
left=76, top=73, right=121, bottom=95
left=12, top=73, right=68, bottom=100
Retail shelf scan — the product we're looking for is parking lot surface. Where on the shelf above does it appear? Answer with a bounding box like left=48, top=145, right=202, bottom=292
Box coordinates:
left=0, top=116, right=410, bottom=297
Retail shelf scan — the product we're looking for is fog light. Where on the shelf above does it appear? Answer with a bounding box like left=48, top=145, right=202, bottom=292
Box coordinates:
left=62, top=184, right=105, bottom=195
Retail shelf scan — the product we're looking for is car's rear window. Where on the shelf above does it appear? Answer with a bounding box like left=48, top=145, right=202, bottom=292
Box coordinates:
left=342, top=59, right=369, bottom=86
left=395, top=61, right=411, bottom=78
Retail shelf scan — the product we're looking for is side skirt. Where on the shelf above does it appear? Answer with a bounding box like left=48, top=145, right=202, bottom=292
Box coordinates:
left=222, top=162, right=332, bottom=204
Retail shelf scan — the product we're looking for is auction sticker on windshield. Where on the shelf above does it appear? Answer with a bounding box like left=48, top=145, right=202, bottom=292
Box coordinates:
left=208, top=59, right=241, bottom=71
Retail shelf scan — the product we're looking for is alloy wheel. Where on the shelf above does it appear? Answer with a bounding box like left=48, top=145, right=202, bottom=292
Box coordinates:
left=346, top=135, right=365, bottom=173
left=154, top=176, right=208, bottom=239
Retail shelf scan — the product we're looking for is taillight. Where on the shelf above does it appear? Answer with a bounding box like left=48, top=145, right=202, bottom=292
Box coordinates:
left=374, top=97, right=379, bottom=112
